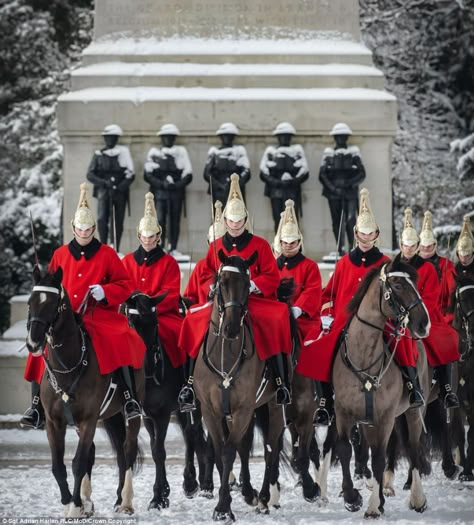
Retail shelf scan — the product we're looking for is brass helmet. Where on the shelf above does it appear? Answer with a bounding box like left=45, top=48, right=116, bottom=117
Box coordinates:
left=272, top=211, right=285, bottom=257
left=456, top=215, right=474, bottom=257
left=400, top=207, right=419, bottom=247
left=71, top=182, right=96, bottom=231
left=355, top=188, right=378, bottom=234
left=419, top=210, right=437, bottom=248
left=208, top=200, right=226, bottom=243
left=137, top=192, right=161, bottom=238
left=280, top=200, right=302, bottom=243
left=223, top=173, right=248, bottom=223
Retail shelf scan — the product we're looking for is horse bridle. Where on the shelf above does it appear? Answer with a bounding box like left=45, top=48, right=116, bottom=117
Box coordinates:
left=211, top=264, right=250, bottom=337
left=455, top=284, right=474, bottom=359
left=29, top=285, right=63, bottom=340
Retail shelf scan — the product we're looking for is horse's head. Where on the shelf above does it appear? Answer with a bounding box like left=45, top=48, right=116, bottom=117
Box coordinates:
left=124, top=291, right=168, bottom=349
left=380, top=257, right=431, bottom=338
left=214, top=249, right=257, bottom=340
left=453, top=275, right=474, bottom=359
left=27, top=266, right=65, bottom=355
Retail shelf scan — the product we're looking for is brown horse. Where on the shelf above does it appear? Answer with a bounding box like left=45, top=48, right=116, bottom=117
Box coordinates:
left=193, top=250, right=287, bottom=522
left=330, top=258, right=431, bottom=518
left=26, top=266, right=144, bottom=518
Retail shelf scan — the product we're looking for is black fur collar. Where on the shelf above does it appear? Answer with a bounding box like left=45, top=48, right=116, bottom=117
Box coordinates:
left=133, top=245, right=166, bottom=266
left=277, top=252, right=305, bottom=270
left=349, top=246, right=385, bottom=267
left=68, top=238, right=102, bottom=261
left=222, top=230, right=253, bottom=252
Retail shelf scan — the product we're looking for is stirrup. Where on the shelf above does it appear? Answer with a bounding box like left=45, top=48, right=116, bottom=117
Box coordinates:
left=123, top=399, right=142, bottom=422
left=408, top=390, right=425, bottom=409
left=276, top=385, right=291, bottom=406
left=313, top=407, right=331, bottom=427
left=178, top=385, right=196, bottom=413
left=20, top=407, right=44, bottom=429
left=443, top=391, right=460, bottom=410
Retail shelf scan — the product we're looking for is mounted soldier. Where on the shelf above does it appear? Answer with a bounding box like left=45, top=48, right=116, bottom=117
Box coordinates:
left=398, top=208, right=460, bottom=409
left=319, top=122, right=366, bottom=255
left=20, top=183, right=145, bottom=429
left=86, top=124, right=135, bottom=252
left=121, top=192, right=186, bottom=371
left=203, top=122, right=251, bottom=207
left=259, top=122, right=309, bottom=232
left=144, top=123, right=193, bottom=258
left=178, top=174, right=292, bottom=412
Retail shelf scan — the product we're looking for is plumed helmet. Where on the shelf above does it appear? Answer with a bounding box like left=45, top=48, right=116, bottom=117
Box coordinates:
left=272, top=211, right=285, bottom=257
left=137, top=192, right=162, bottom=237
left=355, top=188, right=378, bottom=234
left=330, top=122, right=353, bottom=136
left=157, top=123, right=180, bottom=136
left=400, top=207, right=419, bottom=247
left=419, top=210, right=437, bottom=247
left=456, top=215, right=474, bottom=257
left=280, top=200, right=303, bottom=243
left=102, top=124, right=123, bottom=136
left=208, top=200, right=226, bottom=243
left=216, top=122, right=239, bottom=135
left=72, top=182, right=96, bottom=230
left=272, top=122, right=296, bottom=135
left=223, top=174, right=248, bottom=222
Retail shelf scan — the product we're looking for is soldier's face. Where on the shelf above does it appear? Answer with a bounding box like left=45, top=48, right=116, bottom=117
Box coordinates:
left=459, top=252, right=474, bottom=266
left=225, top=218, right=246, bottom=237
left=401, top=242, right=419, bottom=260
left=161, top=134, right=176, bottom=148
left=281, top=240, right=300, bottom=257
left=277, top=133, right=292, bottom=147
left=74, top=226, right=95, bottom=246
left=356, top=230, right=378, bottom=251
left=103, top=135, right=119, bottom=148
left=138, top=233, right=159, bottom=251
left=419, top=243, right=436, bottom=259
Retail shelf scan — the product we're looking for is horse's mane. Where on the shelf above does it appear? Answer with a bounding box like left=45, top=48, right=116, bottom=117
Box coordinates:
left=347, top=254, right=418, bottom=314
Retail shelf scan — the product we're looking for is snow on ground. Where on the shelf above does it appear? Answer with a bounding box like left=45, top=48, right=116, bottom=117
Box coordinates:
left=1, top=423, right=474, bottom=524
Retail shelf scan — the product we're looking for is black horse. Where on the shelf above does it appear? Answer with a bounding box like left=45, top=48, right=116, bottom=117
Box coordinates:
left=451, top=275, right=474, bottom=481
left=124, top=291, right=210, bottom=508
left=26, top=266, right=144, bottom=517
left=194, top=250, right=287, bottom=522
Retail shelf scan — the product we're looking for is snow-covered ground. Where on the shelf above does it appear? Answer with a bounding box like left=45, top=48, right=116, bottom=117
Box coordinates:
left=1, top=422, right=474, bottom=524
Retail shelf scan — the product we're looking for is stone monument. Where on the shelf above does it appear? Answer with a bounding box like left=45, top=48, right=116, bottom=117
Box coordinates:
left=57, top=0, right=397, bottom=260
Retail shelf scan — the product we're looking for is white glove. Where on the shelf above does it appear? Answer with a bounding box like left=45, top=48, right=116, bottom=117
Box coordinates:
left=291, top=306, right=302, bottom=319
left=89, top=284, right=105, bottom=301
left=321, top=315, right=334, bottom=331
left=249, top=280, right=258, bottom=294
left=281, top=172, right=292, bottom=181
left=166, top=175, right=175, bottom=184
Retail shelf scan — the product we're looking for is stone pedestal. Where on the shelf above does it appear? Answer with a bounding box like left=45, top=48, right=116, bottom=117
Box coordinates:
left=57, top=0, right=397, bottom=260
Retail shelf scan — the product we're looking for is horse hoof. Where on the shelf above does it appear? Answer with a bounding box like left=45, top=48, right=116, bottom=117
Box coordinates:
left=82, top=501, right=94, bottom=517
left=212, top=509, right=235, bottom=522
left=409, top=499, right=427, bottom=513
left=200, top=489, right=214, bottom=499
left=459, top=472, right=474, bottom=482
left=243, top=489, right=258, bottom=506
left=316, top=496, right=329, bottom=507
left=364, top=510, right=382, bottom=519
left=184, top=485, right=199, bottom=499
left=444, top=465, right=460, bottom=480
left=403, top=481, right=410, bottom=491
left=344, top=493, right=363, bottom=512
left=114, top=505, right=134, bottom=515
left=303, top=482, right=321, bottom=503
left=383, top=487, right=395, bottom=497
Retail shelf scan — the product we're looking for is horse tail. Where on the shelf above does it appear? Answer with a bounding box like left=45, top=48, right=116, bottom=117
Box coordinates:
left=102, top=413, right=144, bottom=474
left=254, top=405, right=291, bottom=472
left=424, top=399, right=464, bottom=461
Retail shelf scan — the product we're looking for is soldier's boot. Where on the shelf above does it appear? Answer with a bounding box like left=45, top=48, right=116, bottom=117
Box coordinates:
left=269, top=353, right=291, bottom=405
left=20, top=381, right=45, bottom=429
left=436, top=363, right=460, bottom=409
left=119, top=366, right=142, bottom=422
left=402, top=366, right=425, bottom=409
left=178, top=357, right=197, bottom=412
left=313, top=381, right=334, bottom=427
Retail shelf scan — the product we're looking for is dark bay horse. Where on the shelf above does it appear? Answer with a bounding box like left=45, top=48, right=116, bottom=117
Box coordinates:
left=26, top=266, right=144, bottom=518
left=451, top=275, right=474, bottom=481
left=124, top=291, right=209, bottom=508
left=193, top=250, right=287, bottom=522
left=330, top=258, right=431, bottom=518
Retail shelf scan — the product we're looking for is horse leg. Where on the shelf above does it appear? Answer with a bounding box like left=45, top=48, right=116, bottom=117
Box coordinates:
left=145, top=414, right=171, bottom=509
left=190, top=407, right=211, bottom=493
left=405, top=413, right=427, bottom=512
left=69, top=424, right=96, bottom=518
left=316, top=421, right=337, bottom=504
left=80, top=441, right=95, bottom=517
left=213, top=439, right=236, bottom=522
left=177, top=410, right=201, bottom=498
left=200, top=435, right=216, bottom=498
left=352, top=425, right=372, bottom=485
left=293, top=419, right=320, bottom=502
left=336, top=434, right=362, bottom=512
left=119, top=417, right=141, bottom=513
left=384, top=426, right=398, bottom=497
left=365, top=442, right=386, bottom=518
left=236, top=418, right=258, bottom=506
left=46, top=418, right=72, bottom=514
left=460, top=414, right=474, bottom=481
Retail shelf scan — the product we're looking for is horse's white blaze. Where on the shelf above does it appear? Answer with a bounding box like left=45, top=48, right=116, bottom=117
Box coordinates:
left=268, top=483, right=280, bottom=507
left=383, top=469, right=396, bottom=497
left=409, top=468, right=427, bottom=511
left=366, top=478, right=381, bottom=516
left=119, top=468, right=134, bottom=512
left=317, top=449, right=332, bottom=502
left=81, top=473, right=92, bottom=501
